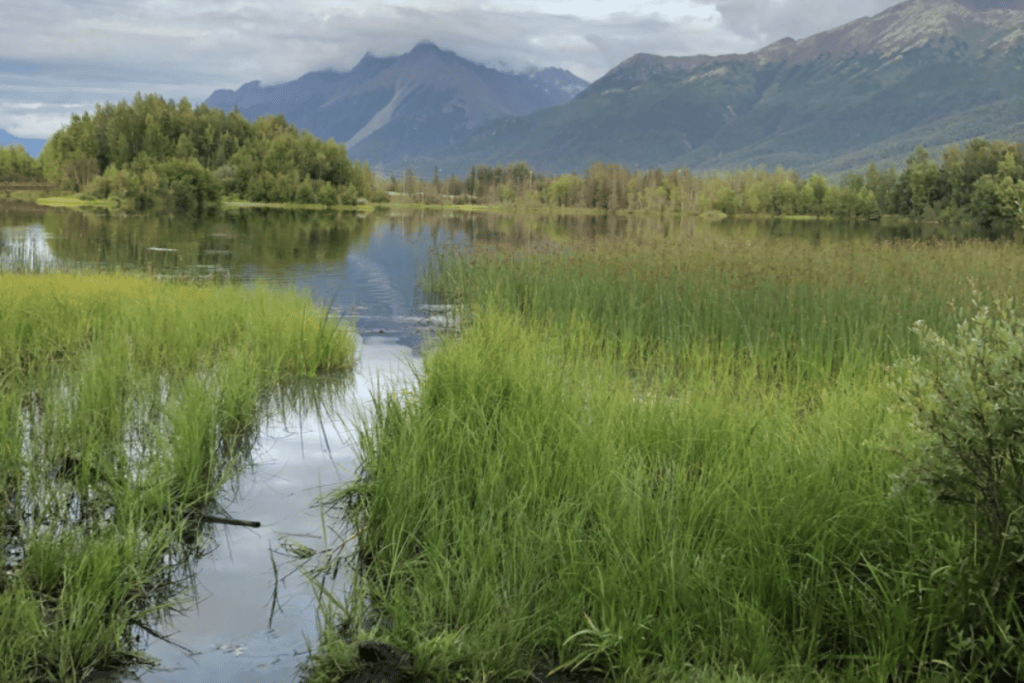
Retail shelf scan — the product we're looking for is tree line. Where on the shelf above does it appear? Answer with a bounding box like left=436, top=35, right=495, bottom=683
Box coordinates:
left=390, top=139, right=1023, bottom=233
left=0, top=145, right=45, bottom=183
left=27, top=93, right=383, bottom=212
left=4, top=103, right=1022, bottom=231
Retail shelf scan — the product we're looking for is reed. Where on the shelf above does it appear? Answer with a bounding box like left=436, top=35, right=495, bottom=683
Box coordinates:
left=0, top=271, right=356, bottom=681
left=310, top=227, right=1024, bottom=682
left=425, top=231, right=1024, bottom=386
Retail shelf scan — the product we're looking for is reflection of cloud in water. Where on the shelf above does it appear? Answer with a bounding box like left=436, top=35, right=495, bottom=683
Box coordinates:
left=345, top=253, right=407, bottom=321
left=133, top=340, right=421, bottom=683
left=0, top=224, right=60, bottom=271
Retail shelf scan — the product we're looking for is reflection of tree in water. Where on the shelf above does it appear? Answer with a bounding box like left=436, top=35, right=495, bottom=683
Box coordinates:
left=3, top=208, right=1020, bottom=283
left=33, top=209, right=377, bottom=275
left=0, top=223, right=61, bottom=271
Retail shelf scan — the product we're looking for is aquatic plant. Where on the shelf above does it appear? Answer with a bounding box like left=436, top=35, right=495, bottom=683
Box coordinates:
left=0, top=271, right=356, bottom=681
left=310, top=226, right=1024, bottom=682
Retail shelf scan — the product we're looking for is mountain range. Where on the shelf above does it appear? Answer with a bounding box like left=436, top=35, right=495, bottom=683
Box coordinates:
left=436, top=0, right=1024, bottom=177
left=205, top=0, right=1024, bottom=178
left=205, top=41, right=588, bottom=174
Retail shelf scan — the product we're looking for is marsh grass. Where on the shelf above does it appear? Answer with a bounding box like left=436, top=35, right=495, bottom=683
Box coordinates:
left=309, top=227, right=1024, bottom=682
left=426, top=231, right=1024, bottom=389
left=0, top=271, right=356, bottom=682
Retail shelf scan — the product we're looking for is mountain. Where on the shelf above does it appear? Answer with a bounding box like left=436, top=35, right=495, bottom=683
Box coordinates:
left=425, top=0, right=1024, bottom=177
left=0, top=130, right=46, bottom=158
left=204, top=42, right=588, bottom=173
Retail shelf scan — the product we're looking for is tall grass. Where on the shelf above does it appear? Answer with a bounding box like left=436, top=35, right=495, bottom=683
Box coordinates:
left=425, top=231, right=1024, bottom=389
left=0, top=271, right=356, bottom=682
left=309, top=227, right=1024, bottom=682
left=0, top=272, right=354, bottom=379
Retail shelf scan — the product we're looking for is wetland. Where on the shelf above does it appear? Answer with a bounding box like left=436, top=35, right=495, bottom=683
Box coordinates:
left=3, top=207, right=1024, bottom=682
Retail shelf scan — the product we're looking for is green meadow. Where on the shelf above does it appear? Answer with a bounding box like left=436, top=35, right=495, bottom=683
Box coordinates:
left=308, top=227, right=1024, bottom=682
left=0, top=272, right=356, bottom=682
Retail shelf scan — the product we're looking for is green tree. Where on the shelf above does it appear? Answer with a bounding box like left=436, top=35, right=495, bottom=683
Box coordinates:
left=317, top=182, right=339, bottom=205
left=770, top=178, right=798, bottom=215
left=969, top=174, right=1024, bottom=234
left=545, top=174, right=581, bottom=207
left=899, top=146, right=945, bottom=216
left=0, top=145, right=44, bottom=182
left=295, top=175, right=317, bottom=205
left=174, top=133, right=198, bottom=160
left=864, top=163, right=898, bottom=214
left=158, top=158, right=220, bottom=213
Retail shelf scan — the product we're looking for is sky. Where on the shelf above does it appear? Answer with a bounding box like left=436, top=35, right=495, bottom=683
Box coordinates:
left=0, top=0, right=905, bottom=141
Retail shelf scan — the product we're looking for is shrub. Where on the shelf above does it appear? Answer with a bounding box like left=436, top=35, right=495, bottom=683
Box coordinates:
left=894, top=291, right=1024, bottom=562
left=890, top=288, right=1024, bottom=677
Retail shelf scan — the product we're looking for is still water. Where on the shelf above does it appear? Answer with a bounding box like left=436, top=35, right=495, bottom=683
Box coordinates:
left=0, top=206, right=933, bottom=682
left=1, top=207, right=489, bottom=683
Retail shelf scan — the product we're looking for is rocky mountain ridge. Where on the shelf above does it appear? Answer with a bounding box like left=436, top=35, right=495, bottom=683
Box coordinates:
left=204, top=42, right=587, bottom=172
left=421, top=0, right=1024, bottom=177
left=593, top=0, right=1024, bottom=92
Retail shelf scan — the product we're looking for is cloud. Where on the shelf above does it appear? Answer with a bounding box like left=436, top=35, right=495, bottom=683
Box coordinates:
left=0, top=103, right=89, bottom=140
left=0, top=0, right=755, bottom=85
left=691, top=0, right=899, bottom=44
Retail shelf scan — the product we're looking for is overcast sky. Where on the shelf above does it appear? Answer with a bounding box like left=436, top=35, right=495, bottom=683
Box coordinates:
left=0, top=0, right=904, bottom=140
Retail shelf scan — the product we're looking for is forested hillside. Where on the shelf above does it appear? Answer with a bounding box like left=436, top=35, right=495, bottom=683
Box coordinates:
left=38, top=94, right=381, bottom=212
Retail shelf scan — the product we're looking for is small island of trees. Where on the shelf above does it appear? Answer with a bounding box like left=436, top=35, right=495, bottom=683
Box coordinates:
left=34, top=93, right=383, bottom=212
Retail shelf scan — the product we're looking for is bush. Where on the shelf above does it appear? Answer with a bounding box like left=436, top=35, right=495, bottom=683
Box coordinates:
left=295, top=176, right=317, bottom=205
left=157, top=158, right=221, bottom=213
left=894, top=291, right=1024, bottom=562
left=891, top=288, right=1024, bottom=678
left=338, top=184, right=358, bottom=206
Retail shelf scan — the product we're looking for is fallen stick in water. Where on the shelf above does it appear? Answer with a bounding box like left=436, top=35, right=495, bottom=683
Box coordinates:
left=201, top=514, right=261, bottom=528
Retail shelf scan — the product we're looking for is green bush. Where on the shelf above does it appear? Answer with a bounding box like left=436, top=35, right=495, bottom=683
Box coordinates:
left=891, top=288, right=1024, bottom=678
left=894, top=291, right=1024, bottom=561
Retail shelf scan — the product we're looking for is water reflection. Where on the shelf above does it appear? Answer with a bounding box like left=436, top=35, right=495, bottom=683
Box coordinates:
left=0, top=208, right=555, bottom=349
left=0, top=224, right=60, bottom=271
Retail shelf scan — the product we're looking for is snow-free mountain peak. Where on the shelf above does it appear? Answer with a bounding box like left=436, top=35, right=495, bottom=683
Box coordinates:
left=426, top=0, right=1024, bottom=177
left=204, top=43, right=588, bottom=173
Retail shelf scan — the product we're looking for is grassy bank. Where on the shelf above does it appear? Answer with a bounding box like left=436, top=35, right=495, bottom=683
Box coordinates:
left=308, top=229, right=1024, bottom=682
left=0, top=272, right=356, bottom=682
left=34, top=196, right=119, bottom=210
left=36, top=196, right=381, bottom=213
left=1, top=183, right=53, bottom=207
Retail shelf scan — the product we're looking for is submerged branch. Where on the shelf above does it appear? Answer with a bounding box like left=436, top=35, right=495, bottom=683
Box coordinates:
left=200, top=514, right=261, bottom=528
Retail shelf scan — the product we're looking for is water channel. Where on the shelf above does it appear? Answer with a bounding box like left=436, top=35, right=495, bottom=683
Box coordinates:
left=0, top=205, right=952, bottom=682
left=1, top=207, right=486, bottom=683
